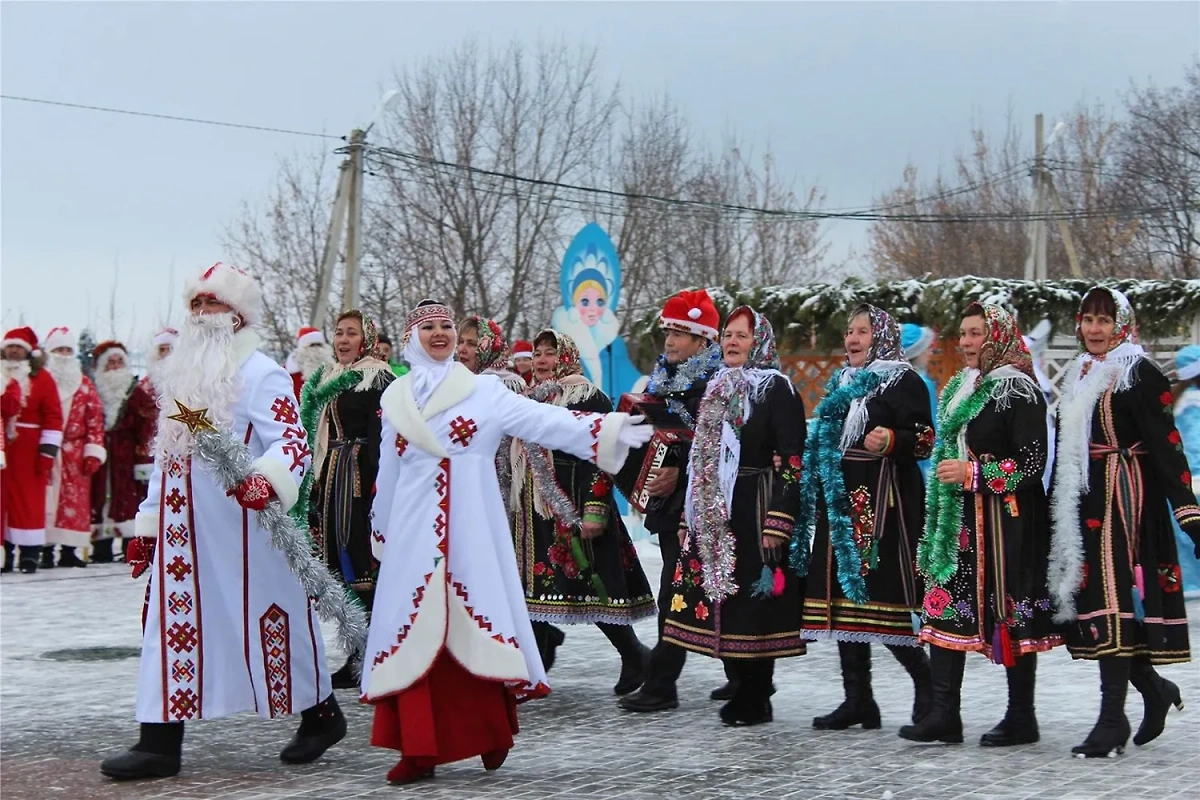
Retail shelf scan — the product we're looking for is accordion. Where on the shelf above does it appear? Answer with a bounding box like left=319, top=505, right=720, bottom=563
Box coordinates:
left=618, top=393, right=694, bottom=513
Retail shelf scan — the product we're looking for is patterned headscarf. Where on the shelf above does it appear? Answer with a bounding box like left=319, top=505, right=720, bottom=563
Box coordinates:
left=336, top=309, right=378, bottom=360
left=725, top=306, right=781, bottom=371
left=1075, top=286, right=1139, bottom=354
left=462, top=315, right=509, bottom=374
left=845, top=303, right=906, bottom=367
left=534, top=329, right=584, bottom=380
left=976, top=304, right=1035, bottom=380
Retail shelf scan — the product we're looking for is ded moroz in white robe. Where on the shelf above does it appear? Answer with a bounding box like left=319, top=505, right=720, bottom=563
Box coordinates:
left=363, top=363, right=632, bottom=703
left=133, top=329, right=330, bottom=723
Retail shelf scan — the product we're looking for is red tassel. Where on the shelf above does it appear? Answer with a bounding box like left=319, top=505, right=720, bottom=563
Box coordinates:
left=995, top=621, right=1017, bottom=667
left=771, top=567, right=786, bottom=597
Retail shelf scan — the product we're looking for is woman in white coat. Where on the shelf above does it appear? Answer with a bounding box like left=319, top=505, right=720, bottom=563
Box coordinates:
left=363, top=300, right=651, bottom=785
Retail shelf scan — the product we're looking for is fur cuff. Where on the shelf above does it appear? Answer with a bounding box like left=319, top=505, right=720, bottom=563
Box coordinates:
left=133, top=463, right=154, bottom=481
left=595, top=412, right=631, bottom=475
left=83, top=443, right=108, bottom=464
left=134, top=512, right=159, bottom=539
left=252, top=455, right=300, bottom=512
left=39, top=429, right=64, bottom=447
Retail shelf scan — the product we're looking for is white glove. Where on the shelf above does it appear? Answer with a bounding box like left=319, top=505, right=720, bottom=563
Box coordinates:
left=618, top=415, right=655, bottom=449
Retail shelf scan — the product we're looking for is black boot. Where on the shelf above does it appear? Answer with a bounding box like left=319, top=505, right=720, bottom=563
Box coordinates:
left=18, top=546, right=41, bottom=574
left=1128, top=656, right=1182, bottom=747
left=887, top=643, right=933, bottom=724
left=1, top=542, right=13, bottom=573
left=41, top=546, right=56, bottom=569
left=598, top=623, right=650, bottom=695
left=898, top=646, right=964, bottom=744
left=532, top=622, right=566, bottom=672
left=1072, top=657, right=1132, bottom=758
left=92, top=537, right=116, bottom=563
left=619, top=642, right=682, bottom=712
left=100, top=722, right=184, bottom=780
left=813, top=642, right=881, bottom=730
left=329, top=657, right=359, bottom=690
left=59, top=546, right=87, bottom=568
left=280, top=694, right=347, bottom=764
left=980, top=653, right=1039, bottom=747
left=719, top=659, right=774, bottom=727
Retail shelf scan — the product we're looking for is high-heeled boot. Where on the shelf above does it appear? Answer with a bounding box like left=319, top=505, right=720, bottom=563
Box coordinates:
left=887, top=643, right=933, bottom=724
left=1072, top=657, right=1132, bottom=758
left=813, top=642, right=881, bottom=730
left=979, top=653, right=1039, bottom=746
left=898, top=646, right=964, bottom=744
left=1128, top=656, right=1184, bottom=746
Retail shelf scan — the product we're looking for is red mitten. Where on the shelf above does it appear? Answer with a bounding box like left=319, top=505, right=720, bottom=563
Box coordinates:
left=226, top=473, right=276, bottom=511
left=126, top=537, right=156, bottom=579
left=82, top=456, right=102, bottom=476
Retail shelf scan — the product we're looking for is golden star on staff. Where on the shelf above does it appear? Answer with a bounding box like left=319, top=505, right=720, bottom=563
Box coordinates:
left=166, top=400, right=218, bottom=435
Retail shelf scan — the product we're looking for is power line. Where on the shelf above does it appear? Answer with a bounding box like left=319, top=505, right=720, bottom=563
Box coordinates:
left=0, top=94, right=342, bottom=141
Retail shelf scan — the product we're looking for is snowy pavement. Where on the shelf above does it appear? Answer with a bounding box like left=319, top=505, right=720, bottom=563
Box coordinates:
left=2, top=541, right=1198, bottom=800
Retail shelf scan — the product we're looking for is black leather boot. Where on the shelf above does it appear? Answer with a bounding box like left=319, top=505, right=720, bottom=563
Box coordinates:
left=980, top=653, right=1039, bottom=746
left=898, top=646, right=964, bottom=744
left=280, top=694, right=347, bottom=764
left=18, top=546, right=41, bottom=574
left=598, top=623, right=650, bottom=695
left=1128, top=656, right=1183, bottom=747
left=720, top=659, right=774, bottom=727
left=100, top=722, right=184, bottom=780
left=813, top=642, right=881, bottom=730
left=1072, top=657, right=1132, bottom=758
left=887, top=643, right=933, bottom=724
left=59, top=546, right=87, bottom=568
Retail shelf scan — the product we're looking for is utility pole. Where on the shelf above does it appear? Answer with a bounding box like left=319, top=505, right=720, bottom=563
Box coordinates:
left=1023, top=113, right=1083, bottom=280
left=310, top=129, right=366, bottom=326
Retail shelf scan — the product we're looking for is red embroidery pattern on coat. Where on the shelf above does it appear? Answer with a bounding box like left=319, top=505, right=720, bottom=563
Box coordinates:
left=166, top=556, right=193, bottom=582
left=166, top=523, right=189, bottom=548
left=165, top=487, right=187, bottom=514
left=448, top=416, right=478, bottom=448
left=158, top=466, right=202, bottom=722
left=260, top=604, right=293, bottom=717
left=395, top=434, right=408, bottom=457
left=270, top=397, right=299, bottom=426
left=434, top=459, right=450, bottom=556
left=453, top=580, right=520, bottom=648
left=282, top=440, right=311, bottom=474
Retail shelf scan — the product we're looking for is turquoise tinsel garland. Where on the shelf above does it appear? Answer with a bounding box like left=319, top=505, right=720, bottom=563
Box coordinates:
left=790, top=367, right=883, bottom=604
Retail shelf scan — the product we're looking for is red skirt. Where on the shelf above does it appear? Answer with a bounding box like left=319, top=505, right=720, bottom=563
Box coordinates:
left=370, top=651, right=519, bottom=766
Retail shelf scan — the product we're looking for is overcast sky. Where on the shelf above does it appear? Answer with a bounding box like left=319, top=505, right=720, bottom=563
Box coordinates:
left=2, top=1, right=1197, bottom=347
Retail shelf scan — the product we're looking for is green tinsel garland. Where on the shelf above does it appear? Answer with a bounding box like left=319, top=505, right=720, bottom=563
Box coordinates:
left=915, top=371, right=996, bottom=585
left=290, top=366, right=369, bottom=528
left=790, top=368, right=882, bottom=604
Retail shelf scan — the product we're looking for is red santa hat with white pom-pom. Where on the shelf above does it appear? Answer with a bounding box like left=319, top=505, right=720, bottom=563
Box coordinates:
left=658, top=289, right=720, bottom=342
left=43, top=326, right=75, bottom=354
left=511, top=340, right=534, bottom=360
left=296, top=326, right=325, bottom=347
left=2, top=326, right=40, bottom=357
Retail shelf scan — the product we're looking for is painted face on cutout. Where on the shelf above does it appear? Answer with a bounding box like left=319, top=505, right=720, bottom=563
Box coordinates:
left=574, top=283, right=606, bottom=327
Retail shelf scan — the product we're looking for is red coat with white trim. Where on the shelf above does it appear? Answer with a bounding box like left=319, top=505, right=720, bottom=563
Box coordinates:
left=2, top=368, right=63, bottom=543
left=47, top=376, right=106, bottom=548
left=91, top=377, right=157, bottom=537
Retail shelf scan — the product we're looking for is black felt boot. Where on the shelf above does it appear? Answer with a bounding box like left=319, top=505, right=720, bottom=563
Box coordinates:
left=888, top=643, right=933, bottom=725
left=91, top=537, right=116, bottom=563
left=598, top=623, right=650, bottom=695
left=813, top=642, right=881, bottom=730
left=100, top=722, right=184, bottom=780
left=898, top=646, right=964, bottom=744
left=980, top=653, right=1039, bottom=747
left=329, top=657, right=359, bottom=690
left=58, top=546, right=87, bottom=568
left=1, top=542, right=13, bottom=573
left=40, top=546, right=56, bottom=569
left=720, top=659, right=774, bottom=727
left=18, top=546, right=41, bottom=574
left=1129, top=656, right=1184, bottom=746
left=1072, top=657, right=1132, bottom=758
left=280, top=693, right=347, bottom=764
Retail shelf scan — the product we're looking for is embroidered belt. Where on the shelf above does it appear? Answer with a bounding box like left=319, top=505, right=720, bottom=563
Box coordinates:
left=843, top=448, right=919, bottom=609
left=1089, top=441, right=1147, bottom=583
left=328, top=437, right=368, bottom=581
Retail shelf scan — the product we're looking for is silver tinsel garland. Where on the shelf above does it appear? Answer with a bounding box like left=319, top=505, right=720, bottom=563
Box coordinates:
left=514, top=440, right=583, bottom=530
left=192, top=428, right=370, bottom=674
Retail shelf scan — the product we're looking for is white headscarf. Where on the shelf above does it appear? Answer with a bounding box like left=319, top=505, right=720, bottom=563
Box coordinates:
left=403, top=326, right=455, bottom=409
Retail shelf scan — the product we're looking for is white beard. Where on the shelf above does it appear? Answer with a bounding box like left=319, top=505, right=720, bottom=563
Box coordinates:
left=3, top=359, right=31, bottom=396
left=292, top=343, right=334, bottom=378
left=47, top=354, right=83, bottom=414
left=95, top=368, right=136, bottom=430
left=154, top=312, right=243, bottom=460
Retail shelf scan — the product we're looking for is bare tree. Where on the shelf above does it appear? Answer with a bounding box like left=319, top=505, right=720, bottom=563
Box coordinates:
left=1115, top=60, right=1200, bottom=278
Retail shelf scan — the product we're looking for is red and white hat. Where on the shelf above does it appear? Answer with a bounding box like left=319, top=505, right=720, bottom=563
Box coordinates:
left=43, top=326, right=74, bottom=354
left=92, top=340, right=128, bottom=372
left=2, top=326, right=39, bottom=355
left=153, top=327, right=178, bottom=348
left=511, top=340, right=534, bottom=360
left=183, top=262, right=264, bottom=325
left=659, top=289, right=720, bottom=341
left=297, top=325, right=326, bottom=347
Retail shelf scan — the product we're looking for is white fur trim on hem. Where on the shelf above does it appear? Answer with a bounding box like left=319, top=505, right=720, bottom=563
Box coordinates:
left=252, top=456, right=300, bottom=512
left=46, top=527, right=92, bottom=548
left=447, top=577, right=529, bottom=681
left=83, top=443, right=107, bottom=464
left=365, top=562, right=448, bottom=699
left=134, top=512, right=159, bottom=540
left=39, top=430, right=64, bottom=447
left=5, top=527, right=46, bottom=546
left=595, top=412, right=632, bottom=475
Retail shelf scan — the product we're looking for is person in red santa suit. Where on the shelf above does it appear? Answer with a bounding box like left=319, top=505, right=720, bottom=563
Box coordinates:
left=286, top=326, right=334, bottom=400
left=510, top=340, right=535, bottom=387
left=90, top=341, right=157, bottom=563
left=1, top=326, right=63, bottom=574
left=42, top=326, right=107, bottom=569
left=2, top=373, right=22, bottom=471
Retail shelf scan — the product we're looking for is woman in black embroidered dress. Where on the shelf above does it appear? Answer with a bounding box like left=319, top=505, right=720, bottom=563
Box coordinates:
left=662, top=306, right=806, bottom=727
left=796, top=304, right=934, bottom=731
left=1048, top=287, right=1200, bottom=757
left=297, top=310, right=394, bottom=688
left=511, top=329, right=656, bottom=694
left=900, top=303, right=1060, bottom=748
